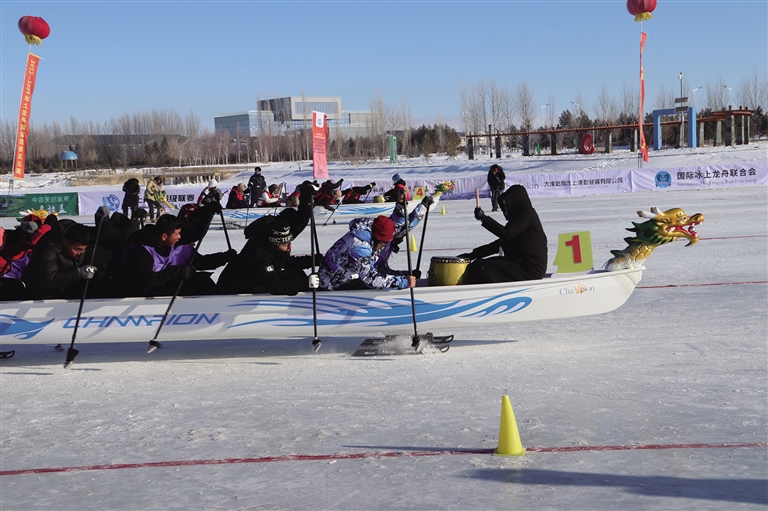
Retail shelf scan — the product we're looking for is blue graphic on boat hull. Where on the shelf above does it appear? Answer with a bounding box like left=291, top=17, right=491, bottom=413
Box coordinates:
left=227, top=289, right=532, bottom=330
left=0, top=314, right=55, bottom=340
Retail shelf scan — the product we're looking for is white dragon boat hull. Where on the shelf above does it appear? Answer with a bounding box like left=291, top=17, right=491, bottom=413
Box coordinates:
left=0, top=268, right=642, bottom=345
left=220, top=203, right=395, bottom=222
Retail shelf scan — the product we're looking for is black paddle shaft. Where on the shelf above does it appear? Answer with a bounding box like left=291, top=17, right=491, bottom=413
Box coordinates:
left=65, top=214, right=106, bottom=364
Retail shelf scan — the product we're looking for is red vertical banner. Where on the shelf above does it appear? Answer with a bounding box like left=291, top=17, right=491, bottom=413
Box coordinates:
left=638, top=32, right=648, bottom=162
left=13, top=53, right=40, bottom=180
left=312, top=111, right=329, bottom=180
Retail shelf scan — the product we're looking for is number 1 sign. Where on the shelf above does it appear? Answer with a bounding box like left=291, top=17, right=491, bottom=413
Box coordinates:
left=553, top=231, right=594, bottom=273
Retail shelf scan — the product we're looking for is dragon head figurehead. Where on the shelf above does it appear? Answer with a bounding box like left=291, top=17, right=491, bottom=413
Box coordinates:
left=605, top=207, right=704, bottom=271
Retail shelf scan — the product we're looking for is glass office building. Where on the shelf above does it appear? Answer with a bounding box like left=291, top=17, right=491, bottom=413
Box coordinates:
left=214, top=96, right=374, bottom=139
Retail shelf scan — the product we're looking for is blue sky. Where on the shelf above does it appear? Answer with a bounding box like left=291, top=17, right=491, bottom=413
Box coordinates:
left=1, top=1, right=766, bottom=131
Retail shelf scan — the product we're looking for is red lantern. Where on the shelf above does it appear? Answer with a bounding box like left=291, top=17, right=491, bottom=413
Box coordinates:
left=18, top=16, right=50, bottom=46
left=626, top=0, right=657, bottom=22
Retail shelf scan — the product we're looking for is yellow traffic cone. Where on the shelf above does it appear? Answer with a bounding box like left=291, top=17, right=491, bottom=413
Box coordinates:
left=441, top=205, right=446, bottom=215
left=409, top=234, right=418, bottom=252
left=494, top=395, right=525, bottom=456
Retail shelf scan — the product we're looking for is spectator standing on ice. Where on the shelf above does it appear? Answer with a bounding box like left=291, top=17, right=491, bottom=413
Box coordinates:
left=144, top=176, right=163, bottom=222
left=247, top=167, right=267, bottom=207
left=121, top=177, right=141, bottom=217
left=487, top=164, right=506, bottom=212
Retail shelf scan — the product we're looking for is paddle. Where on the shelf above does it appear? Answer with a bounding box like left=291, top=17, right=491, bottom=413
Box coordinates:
left=63, top=214, right=106, bottom=369
left=308, top=193, right=322, bottom=352
left=321, top=194, right=342, bottom=227
left=146, top=215, right=213, bottom=353
left=399, top=196, right=433, bottom=351
left=217, top=203, right=232, bottom=251
left=415, top=197, right=431, bottom=275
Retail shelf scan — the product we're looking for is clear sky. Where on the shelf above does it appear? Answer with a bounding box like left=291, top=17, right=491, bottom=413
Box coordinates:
left=1, top=1, right=766, bottom=132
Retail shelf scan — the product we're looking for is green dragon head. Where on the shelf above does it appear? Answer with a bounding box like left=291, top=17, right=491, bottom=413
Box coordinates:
left=605, top=207, right=704, bottom=271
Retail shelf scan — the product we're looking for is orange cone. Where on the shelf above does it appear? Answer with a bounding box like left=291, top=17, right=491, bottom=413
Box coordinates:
left=494, top=395, right=525, bottom=456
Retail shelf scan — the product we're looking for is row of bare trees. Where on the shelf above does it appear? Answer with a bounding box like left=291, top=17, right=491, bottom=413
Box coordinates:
left=461, top=70, right=766, bottom=137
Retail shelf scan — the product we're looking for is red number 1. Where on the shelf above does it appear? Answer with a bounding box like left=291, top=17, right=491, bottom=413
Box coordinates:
left=565, top=235, right=582, bottom=263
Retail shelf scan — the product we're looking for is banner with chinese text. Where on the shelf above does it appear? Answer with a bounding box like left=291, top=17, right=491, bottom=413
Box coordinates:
left=13, top=53, right=40, bottom=180
left=312, top=111, right=329, bottom=180
left=638, top=32, right=648, bottom=162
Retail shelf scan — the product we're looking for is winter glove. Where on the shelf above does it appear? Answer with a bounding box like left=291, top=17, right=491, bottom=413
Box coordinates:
left=308, top=273, right=319, bottom=289
left=421, top=195, right=434, bottom=207
left=19, top=221, right=39, bottom=235
left=205, top=201, right=222, bottom=215
left=369, top=182, right=376, bottom=187
left=181, top=265, right=195, bottom=280
left=474, top=207, right=486, bottom=221
left=411, top=269, right=422, bottom=279
left=78, top=265, right=97, bottom=280
left=225, top=249, right=237, bottom=261
left=96, top=205, right=111, bottom=218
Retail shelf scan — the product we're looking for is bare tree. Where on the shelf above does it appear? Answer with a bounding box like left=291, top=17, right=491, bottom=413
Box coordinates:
left=595, top=84, right=618, bottom=125
left=621, top=84, right=639, bottom=118
left=513, top=80, right=536, bottom=131
left=654, top=82, right=674, bottom=110
left=705, top=76, right=729, bottom=111
left=369, top=87, right=387, bottom=157
left=738, top=69, right=767, bottom=111
left=459, top=82, right=470, bottom=135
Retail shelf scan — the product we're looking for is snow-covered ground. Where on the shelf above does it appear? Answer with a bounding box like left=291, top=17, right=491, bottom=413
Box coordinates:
left=1, top=145, right=766, bottom=510
left=2, top=143, right=766, bottom=194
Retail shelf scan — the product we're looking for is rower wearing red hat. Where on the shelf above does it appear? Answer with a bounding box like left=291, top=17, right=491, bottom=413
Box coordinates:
left=317, top=215, right=416, bottom=291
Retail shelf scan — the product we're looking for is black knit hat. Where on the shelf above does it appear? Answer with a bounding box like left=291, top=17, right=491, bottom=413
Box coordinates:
left=268, top=219, right=293, bottom=245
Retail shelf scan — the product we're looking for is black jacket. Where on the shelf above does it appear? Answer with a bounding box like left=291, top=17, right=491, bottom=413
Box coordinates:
left=113, top=224, right=231, bottom=297
left=487, top=169, right=506, bottom=191
left=219, top=184, right=316, bottom=295
left=470, top=185, right=548, bottom=280
left=22, top=220, right=85, bottom=299
left=217, top=237, right=313, bottom=296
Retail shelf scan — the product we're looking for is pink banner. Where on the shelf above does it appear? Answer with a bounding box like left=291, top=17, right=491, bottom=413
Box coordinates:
left=312, top=111, right=329, bottom=180
left=13, top=53, right=40, bottom=180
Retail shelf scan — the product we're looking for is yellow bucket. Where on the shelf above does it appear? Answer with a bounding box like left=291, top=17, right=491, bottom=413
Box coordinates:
left=428, top=257, right=470, bottom=286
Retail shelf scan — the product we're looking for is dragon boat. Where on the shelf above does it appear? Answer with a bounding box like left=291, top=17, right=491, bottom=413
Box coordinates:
left=0, top=207, right=702, bottom=348
left=219, top=202, right=396, bottom=223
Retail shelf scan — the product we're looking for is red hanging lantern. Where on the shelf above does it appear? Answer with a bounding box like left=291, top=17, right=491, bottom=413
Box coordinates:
left=18, top=16, right=50, bottom=46
left=626, top=0, right=657, bottom=22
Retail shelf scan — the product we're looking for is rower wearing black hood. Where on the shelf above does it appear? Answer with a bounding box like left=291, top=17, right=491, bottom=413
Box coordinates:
left=457, top=184, right=548, bottom=283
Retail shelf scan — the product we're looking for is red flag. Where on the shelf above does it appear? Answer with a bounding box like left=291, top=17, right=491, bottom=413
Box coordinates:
left=312, top=111, right=329, bottom=180
left=638, top=32, right=648, bottom=162
left=13, top=53, right=40, bottom=180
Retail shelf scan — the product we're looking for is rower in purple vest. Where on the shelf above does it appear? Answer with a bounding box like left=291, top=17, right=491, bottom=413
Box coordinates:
left=111, top=214, right=235, bottom=297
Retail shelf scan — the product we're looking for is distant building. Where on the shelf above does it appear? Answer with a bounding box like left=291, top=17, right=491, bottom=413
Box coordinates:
left=214, top=96, right=375, bottom=140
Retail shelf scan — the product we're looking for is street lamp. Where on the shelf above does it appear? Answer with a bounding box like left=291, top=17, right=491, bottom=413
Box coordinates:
left=691, top=86, right=702, bottom=105
left=723, top=85, right=733, bottom=109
